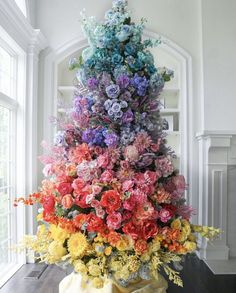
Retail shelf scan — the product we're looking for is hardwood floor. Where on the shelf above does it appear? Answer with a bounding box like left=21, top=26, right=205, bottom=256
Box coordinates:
left=0, top=255, right=236, bottom=293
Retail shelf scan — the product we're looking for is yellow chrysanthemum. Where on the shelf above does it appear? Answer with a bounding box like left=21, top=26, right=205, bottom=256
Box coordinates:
left=68, top=232, right=88, bottom=259
left=171, top=219, right=182, bottom=230
left=88, top=264, right=101, bottom=277
left=49, top=224, right=70, bottom=243
left=92, top=277, right=104, bottom=289
left=48, top=241, right=67, bottom=262
left=183, top=241, right=197, bottom=252
left=74, top=260, right=88, bottom=274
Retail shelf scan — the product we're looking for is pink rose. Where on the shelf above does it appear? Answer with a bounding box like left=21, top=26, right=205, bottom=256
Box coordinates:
left=91, top=199, right=100, bottom=208
left=57, top=182, right=73, bottom=196
left=122, top=180, right=134, bottom=192
left=96, top=207, right=105, bottom=219
left=124, top=145, right=139, bottom=162
left=159, top=208, right=172, bottom=223
left=100, top=170, right=114, bottom=183
left=107, top=212, right=122, bottom=230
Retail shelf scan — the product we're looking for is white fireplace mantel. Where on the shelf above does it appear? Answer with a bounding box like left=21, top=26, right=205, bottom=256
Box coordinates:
left=196, top=130, right=236, bottom=261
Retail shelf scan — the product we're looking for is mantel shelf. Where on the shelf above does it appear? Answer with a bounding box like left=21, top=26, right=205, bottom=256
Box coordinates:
left=160, top=108, right=180, bottom=113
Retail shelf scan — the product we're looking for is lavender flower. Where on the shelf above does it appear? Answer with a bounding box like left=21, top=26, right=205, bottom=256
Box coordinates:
left=106, top=84, right=120, bottom=99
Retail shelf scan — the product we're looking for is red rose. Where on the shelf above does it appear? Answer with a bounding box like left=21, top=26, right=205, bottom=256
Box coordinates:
left=57, top=182, right=73, bottom=196
left=135, top=239, right=148, bottom=254
left=122, top=221, right=140, bottom=240
left=61, top=194, right=74, bottom=209
left=42, top=196, right=55, bottom=214
left=141, top=221, right=158, bottom=240
left=100, top=190, right=121, bottom=214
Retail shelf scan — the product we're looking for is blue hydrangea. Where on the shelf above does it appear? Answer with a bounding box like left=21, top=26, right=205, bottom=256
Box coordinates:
left=131, top=74, right=149, bottom=96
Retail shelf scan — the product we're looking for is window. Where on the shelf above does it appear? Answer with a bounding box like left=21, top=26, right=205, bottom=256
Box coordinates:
left=14, top=0, right=27, bottom=17
left=0, top=27, right=25, bottom=286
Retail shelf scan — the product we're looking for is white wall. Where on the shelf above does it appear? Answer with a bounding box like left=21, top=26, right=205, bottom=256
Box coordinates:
left=202, top=0, right=236, bottom=131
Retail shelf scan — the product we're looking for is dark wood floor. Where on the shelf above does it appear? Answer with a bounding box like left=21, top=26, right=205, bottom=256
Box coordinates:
left=0, top=255, right=236, bottom=293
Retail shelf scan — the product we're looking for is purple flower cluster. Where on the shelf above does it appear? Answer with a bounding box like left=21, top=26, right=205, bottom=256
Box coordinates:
left=104, top=99, right=128, bottom=121
left=116, top=74, right=130, bottom=89
left=82, top=128, right=119, bottom=147
left=131, top=74, right=149, bottom=96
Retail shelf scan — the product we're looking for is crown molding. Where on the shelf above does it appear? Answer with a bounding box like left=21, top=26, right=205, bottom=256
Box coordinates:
left=0, top=0, right=47, bottom=51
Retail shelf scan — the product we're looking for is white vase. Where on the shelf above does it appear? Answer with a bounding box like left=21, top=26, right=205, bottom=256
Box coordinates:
left=59, top=272, right=168, bottom=293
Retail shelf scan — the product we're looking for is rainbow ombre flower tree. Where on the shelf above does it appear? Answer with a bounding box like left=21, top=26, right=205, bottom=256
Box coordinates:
left=17, top=0, right=219, bottom=289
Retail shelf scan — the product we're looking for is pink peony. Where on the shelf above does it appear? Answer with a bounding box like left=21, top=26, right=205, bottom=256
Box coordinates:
left=106, top=212, right=122, bottom=230
left=159, top=208, right=172, bottom=223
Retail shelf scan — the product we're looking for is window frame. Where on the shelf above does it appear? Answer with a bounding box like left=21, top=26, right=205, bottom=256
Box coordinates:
left=0, top=27, right=26, bottom=288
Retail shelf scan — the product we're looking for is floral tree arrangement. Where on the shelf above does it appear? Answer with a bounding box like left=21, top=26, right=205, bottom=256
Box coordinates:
left=16, top=0, right=219, bottom=290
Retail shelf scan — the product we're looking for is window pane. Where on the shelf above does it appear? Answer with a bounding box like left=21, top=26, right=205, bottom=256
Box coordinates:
left=0, top=106, right=12, bottom=271
left=14, top=0, right=27, bottom=17
left=0, top=46, right=13, bottom=97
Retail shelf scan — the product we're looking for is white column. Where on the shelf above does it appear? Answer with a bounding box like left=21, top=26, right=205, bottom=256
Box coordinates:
left=25, top=30, right=47, bottom=262
left=196, top=132, right=231, bottom=260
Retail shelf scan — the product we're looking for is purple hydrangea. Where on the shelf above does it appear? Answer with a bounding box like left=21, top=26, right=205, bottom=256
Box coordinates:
left=106, top=84, right=120, bottom=99
left=131, top=74, right=149, bottom=96
left=82, top=128, right=105, bottom=146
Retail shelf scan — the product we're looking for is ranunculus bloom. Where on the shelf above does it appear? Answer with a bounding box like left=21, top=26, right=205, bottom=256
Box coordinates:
left=159, top=208, right=172, bottom=223
left=57, top=182, right=73, bottom=196
left=141, top=221, right=158, bottom=240
left=134, top=239, right=148, bottom=254
left=122, top=221, right=139, bottom=240
left=107, top=212, right=122, bottom=230
left=61, top=194, right=74, bottom=209
left=100, top=190, right=121, bottom=214
left=72, top=178, right=86, bottom=194
left=43, top=196, right=55, bottom=214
